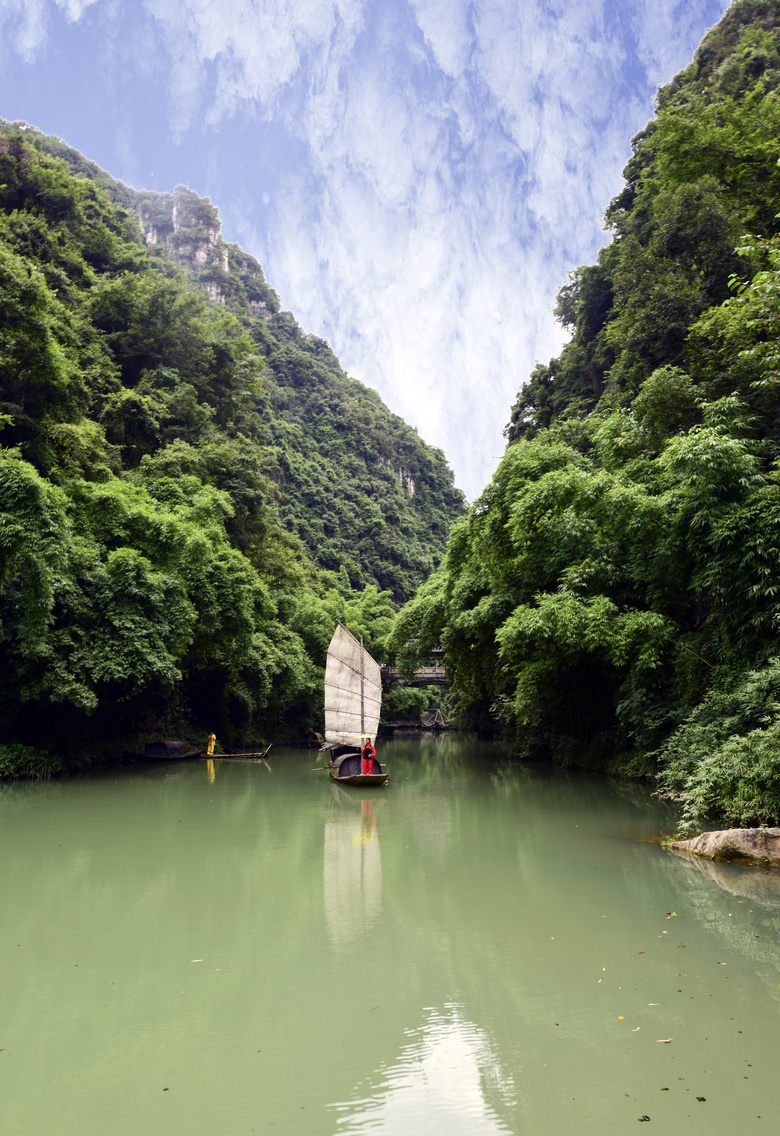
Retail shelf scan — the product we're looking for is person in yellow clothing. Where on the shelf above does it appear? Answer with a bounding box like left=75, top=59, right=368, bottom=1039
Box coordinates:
left=207, top=732, right=216, bottom=756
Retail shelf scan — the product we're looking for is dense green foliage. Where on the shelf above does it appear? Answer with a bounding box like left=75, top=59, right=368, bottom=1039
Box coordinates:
left=381, top=683, right=439, bottom=721
left=0, top=124, right=464, bottom=763
left=391, top=0, right=780, bottom=830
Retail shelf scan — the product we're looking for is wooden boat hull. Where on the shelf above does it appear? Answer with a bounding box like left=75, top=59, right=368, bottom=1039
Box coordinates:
left=329, top=768, right=388, bottom=786
left=210, top=752, right=266, bottom=759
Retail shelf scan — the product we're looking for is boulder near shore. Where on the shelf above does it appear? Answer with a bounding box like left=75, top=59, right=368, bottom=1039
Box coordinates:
left=668, top=828, right=780, bottom=866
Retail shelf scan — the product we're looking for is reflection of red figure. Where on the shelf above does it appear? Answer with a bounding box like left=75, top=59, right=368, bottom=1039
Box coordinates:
left=361, top=799, right=376, bottom=840
left=361, top=740, right=376, bottom=775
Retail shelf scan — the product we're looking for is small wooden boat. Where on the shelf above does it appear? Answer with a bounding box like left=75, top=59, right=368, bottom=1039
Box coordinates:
left=131, top=740, right=202, bottom=762
left=329, top=752, right=388, bottom=786
left=321, top=623, right=388, bottom=787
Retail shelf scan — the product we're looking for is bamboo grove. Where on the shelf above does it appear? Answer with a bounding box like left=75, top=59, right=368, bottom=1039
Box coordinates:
left=391, top=0, right=780, bottom=830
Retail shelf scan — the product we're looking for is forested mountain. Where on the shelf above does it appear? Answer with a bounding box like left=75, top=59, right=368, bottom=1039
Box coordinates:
left=392, top=0, right=780, bottom=831
left=0, top=123, right=464, bottom=768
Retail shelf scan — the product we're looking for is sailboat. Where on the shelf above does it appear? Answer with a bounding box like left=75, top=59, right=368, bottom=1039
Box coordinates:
left=321, top=623, right=388, bottom=786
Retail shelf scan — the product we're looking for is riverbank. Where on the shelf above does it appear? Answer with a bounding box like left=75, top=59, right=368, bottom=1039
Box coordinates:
left=0, top=728, right=306, bottom=780
left=0, top=743, right=70, bottom=780
left=668, top=828, right=780, bottom=866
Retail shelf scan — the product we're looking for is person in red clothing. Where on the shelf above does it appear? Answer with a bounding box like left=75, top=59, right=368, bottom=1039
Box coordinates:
left=361, top=737, right=376, bottom=775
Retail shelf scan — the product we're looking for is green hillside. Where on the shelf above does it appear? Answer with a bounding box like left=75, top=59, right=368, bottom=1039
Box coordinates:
left=0, top=124, right=464, bottom=768
left=391, top=0, right=780, bottom=831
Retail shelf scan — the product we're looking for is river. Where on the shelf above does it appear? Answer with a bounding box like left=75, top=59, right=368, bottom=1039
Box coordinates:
left=1, top=735, right=779, bottom=1134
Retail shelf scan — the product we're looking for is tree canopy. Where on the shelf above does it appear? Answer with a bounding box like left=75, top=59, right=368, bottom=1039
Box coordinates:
left=392, top=0, right=780, bottom=831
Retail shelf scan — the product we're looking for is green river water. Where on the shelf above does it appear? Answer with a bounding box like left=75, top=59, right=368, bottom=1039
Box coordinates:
left=2, top=736, right=780, bottom=1135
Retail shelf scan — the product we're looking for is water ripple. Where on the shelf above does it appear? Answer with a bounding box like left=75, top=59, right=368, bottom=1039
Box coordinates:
left=329, top=1005, right=516, bottom=1134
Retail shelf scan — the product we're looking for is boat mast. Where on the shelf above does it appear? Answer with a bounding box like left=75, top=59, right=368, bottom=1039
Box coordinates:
left=360, top=634, right=365, bottom=742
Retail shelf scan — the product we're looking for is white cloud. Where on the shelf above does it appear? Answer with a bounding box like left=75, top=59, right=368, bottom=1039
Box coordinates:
left=141, top=0, right=363, bottom=130
left=56, top=0, right=99, bottom=19
left=0, top=0, right=94, bottom=62
left=0, top=0, right=49, bottom=60
left=410, top=0, right=471, bottom=77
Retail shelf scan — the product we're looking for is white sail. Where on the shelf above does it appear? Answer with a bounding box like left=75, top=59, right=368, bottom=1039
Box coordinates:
left=324, top=623, right=382, bottom=746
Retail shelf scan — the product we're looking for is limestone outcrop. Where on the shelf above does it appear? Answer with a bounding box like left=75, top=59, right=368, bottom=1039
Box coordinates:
left=668, top=828, right=780, bottom=866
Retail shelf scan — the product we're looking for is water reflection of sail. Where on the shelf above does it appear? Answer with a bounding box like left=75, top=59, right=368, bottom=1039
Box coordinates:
left=324, top=800, right=382, bottom=949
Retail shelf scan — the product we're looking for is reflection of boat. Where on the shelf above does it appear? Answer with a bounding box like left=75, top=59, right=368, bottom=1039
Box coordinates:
left=130, top=740, right=202, bottom=762
left=323, top=799, right=382, bottom=948
left=329, top=780, right=385, bottom=808
left=321, top=623, right=388, bottom=786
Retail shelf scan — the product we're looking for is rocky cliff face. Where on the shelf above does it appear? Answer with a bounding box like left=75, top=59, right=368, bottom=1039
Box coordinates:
left=378, top=457, right=417, bottom=497
left=669, top=830, right=780, bottom=865
left=136, top=183, right=287, bottom=330
left=136, top=185, right=232, bottom=303
left=134, top=184, right=283, bottom=323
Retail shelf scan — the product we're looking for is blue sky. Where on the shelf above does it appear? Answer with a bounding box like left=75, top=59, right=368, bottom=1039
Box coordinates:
left=0, top=0, right=731, bottom=498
